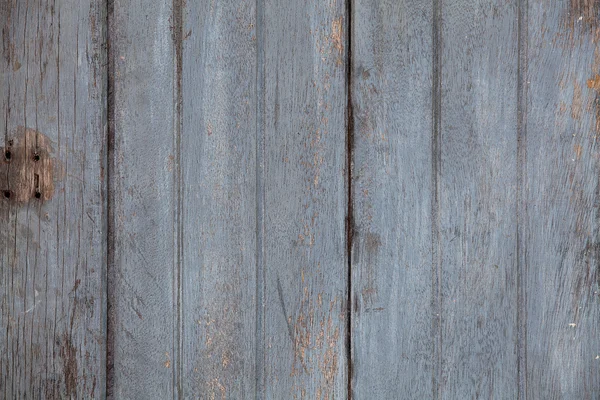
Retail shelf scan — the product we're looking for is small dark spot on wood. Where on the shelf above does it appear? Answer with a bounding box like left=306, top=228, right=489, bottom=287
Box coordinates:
left=365, top=232, right=381, bottom=255
left=4, top=150, right=11, bottom=160
left=3, top=190, right=10, bottom=199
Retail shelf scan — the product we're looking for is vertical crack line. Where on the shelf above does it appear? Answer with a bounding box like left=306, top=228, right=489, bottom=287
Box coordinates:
left=431, top=0, right=442, bottom=398
left=345, top=0, right=354, bottom=399
left=172, top=0, right=184, bottom=398
left=516, top=0, right=528, bottom=398
left=106, top=0, right=115, bottom=397
left=254, top=0, right=266, bottom=397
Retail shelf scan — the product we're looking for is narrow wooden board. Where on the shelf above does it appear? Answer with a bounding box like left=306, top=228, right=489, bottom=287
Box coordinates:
left=0, top=0, right=107, bottom=398
left=261, top=0, right=348, bottom=398
left=440, top=0, right=520, bottom=397
left=350, top=0, right=435, bottom=398
left=108, top=1, right=177, bottom=397
left=180, top=0, right=258, bottom=397
left=524, top=1, right=600, bottom=397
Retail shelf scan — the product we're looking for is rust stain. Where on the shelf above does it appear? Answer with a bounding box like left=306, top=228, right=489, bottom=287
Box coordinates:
left=1, top=127, right=56, bottom=203
left=572, top=80, right=583, bottom=119
left=587, top=74, right=600, bottom=89
left=586, top=75, right=600, bottom=133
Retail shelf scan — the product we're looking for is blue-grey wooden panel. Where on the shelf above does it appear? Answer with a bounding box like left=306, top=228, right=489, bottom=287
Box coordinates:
left=0, top=0, right=107, bottom=397
left=440, top=0, right=519, bottom=398
left=108, top=0, right=178, bottom=397
left=261, top=0, right=348, bottom=398
left=110, top=0, right=348, bottom=398
left=351, top=0, right=434, bottom=398
left=181, top=0, right=258, bottom=397
left=525, top=1, right=600, bottom=398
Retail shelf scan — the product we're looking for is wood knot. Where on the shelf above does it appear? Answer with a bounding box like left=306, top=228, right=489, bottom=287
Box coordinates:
left=1, top=127, right=55, bottom=203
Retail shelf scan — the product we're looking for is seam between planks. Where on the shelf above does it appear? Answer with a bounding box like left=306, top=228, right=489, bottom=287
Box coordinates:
left=172, top=0, right=184, bottom=398
left=431, top=0, right=442, bottom=398
left=105, top=0, right=115, bottom=397
left=254, top=0, right=266, bottom=396
left=516, top=0, right=528, bottom=398
left=345, top=0, right=354, bottom=399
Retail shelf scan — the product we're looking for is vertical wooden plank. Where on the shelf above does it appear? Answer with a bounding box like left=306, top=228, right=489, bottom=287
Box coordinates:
left=0, top=0, right=106, bottom=398
left=440, top=0, right=519, bottom=397
left=108, top=0, right=177, bottom=397
left=351, top=0, right=434, bottom=398
left=525, top=1, right=600, bottom=397
left=262, top=0, right=348, bottom=398
left=181, top=0, right=258, bottom=398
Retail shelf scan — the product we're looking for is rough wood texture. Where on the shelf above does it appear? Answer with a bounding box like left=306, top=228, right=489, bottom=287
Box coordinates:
left=181, top=0, right=258, bottom=397
left=350, top=0, right=434, bottom=398
left=440, top=0, right=519, bottom=398
left=4, top=0, right=600, bottom=398
left=261, top=1, right=348, bottom=398
left=110, top=0, right=348, bottom=398
left=0, top=0, right=107, bottom=398
left=108, top=1, right=177, bottom=397
left=525, top=1, right=600, bottom=398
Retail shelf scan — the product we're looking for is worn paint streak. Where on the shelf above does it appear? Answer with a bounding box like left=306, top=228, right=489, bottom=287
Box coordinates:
left=60, top=334, right=79, bottom=398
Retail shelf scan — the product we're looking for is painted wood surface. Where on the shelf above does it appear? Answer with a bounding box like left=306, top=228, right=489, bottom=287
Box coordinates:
left=525, top=1, right=600, bottom=397
left=439, top=0, right=519, bottom=398
left=108, top=0, right=177, bottom=398
left=111, top=0, right=348, bottom=398
left=350, top=0, right=434, bottom=398
left=0, top=0, right=107, bottom=398
left=181, top=0, right=258, bottom=397
left=2, top=0, right=600, bottom=398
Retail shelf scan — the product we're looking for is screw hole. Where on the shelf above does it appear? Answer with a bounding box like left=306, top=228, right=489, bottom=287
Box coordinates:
left=5, top=151, right=11, bottom=160
left=33, top=153, right=40, bottom=162
left=34, top=192, right=41, bottom=199
left=3, top=191, right=11, bottom=199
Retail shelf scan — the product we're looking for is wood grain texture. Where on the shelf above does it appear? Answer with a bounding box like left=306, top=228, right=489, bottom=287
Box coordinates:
left=440, top=0, right=519, bottom=398
left=181, top=0, right=258, bottom=397
left=350, top=0, right=434, bottom=398
left=525, top=1, right=600, bottom=398
left=261, top=0, right=348, bottom=398
left=110, top=0, right=348, bottom=398
left=0, top=0, right=107, bottom=398
left=108, top=0, right=177, bottom=397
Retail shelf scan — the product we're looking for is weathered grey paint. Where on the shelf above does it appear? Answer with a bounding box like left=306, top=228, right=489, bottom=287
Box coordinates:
left=525, top=1, right=600, bottom=398
left=261, top=1, right=348, bottom=398
left=110, top=0, right=348, bottom=398
left=181, top=0, right=258, bottom=397
left=108, top=0, right=178, bottom=398
left=351, top=0, right=434, bottom=398
left=440, top=0, right=519, bottom=398
left=2, top=0, right=600, bottom=398
left=1, top=0, right=107, bottom=398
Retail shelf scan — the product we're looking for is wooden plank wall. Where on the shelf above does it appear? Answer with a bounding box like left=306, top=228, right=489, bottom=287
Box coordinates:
left=1, top=0, right=107, bottom=398
left=1, top=0, right=599, bottom=399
